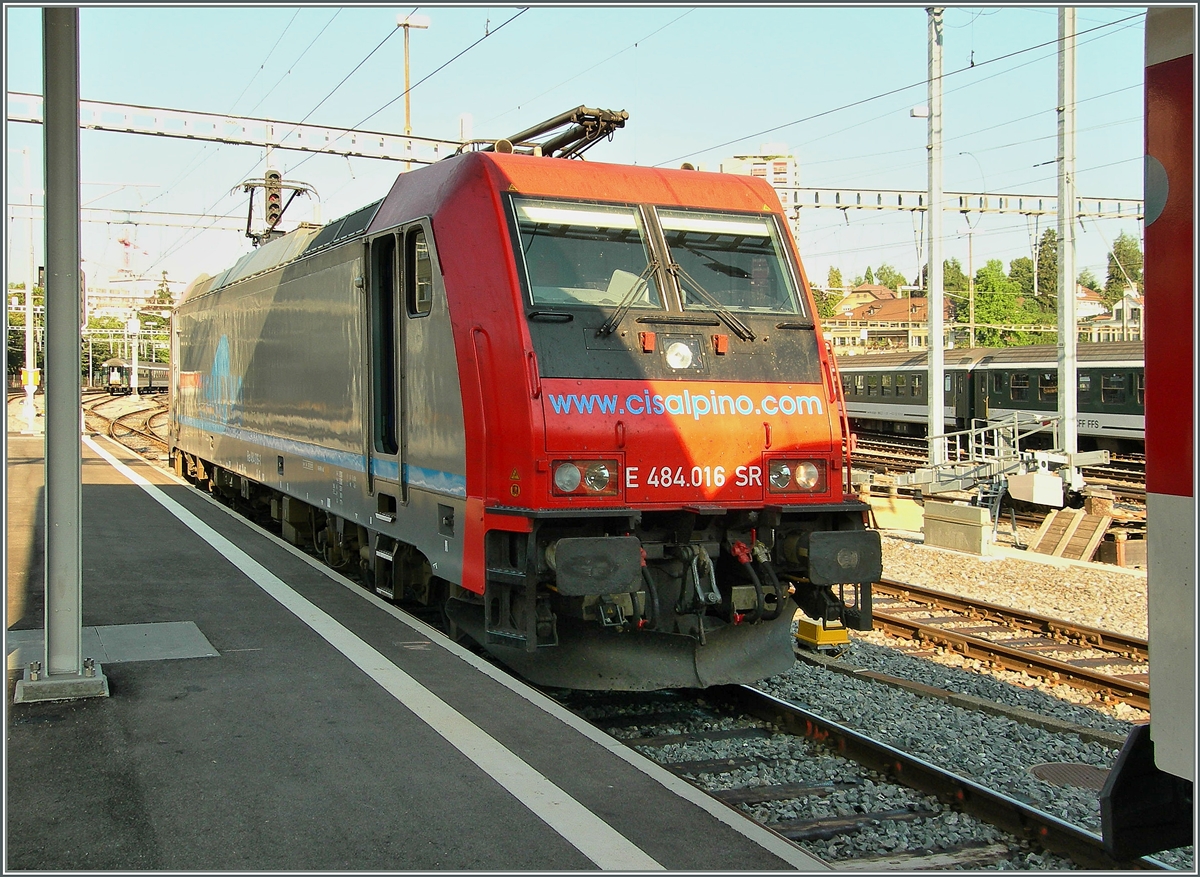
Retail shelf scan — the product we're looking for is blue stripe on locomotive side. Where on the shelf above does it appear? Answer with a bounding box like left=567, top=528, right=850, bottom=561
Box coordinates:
left=175, top=414, right=466, bottom=498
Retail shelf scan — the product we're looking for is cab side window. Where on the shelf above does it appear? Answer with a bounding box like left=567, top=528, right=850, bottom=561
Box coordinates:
left=407, top=228, right=433, bottom=317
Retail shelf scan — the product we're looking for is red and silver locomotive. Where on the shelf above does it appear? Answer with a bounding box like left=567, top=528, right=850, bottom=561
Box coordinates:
left=169, top=109, right=881, bottom=690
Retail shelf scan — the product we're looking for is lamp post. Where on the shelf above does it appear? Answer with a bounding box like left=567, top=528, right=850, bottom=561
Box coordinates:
left=398, top=14, right=430, bottom=136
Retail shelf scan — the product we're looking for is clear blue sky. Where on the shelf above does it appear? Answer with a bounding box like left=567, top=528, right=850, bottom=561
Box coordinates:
left=4, top=4, right=1146, bottom=295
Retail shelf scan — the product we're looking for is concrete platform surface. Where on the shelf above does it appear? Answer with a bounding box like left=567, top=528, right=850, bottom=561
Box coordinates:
left=5, top=429, right=826, bottom=872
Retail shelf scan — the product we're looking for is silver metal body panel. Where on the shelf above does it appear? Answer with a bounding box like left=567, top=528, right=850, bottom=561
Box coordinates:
left=171, top=226, right=468, bottom=585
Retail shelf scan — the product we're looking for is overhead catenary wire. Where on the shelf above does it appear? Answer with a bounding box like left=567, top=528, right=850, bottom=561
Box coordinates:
left=656, top=11, right=1143, bottom=167
left=144, top=7, right=529, bottom=276
left=284, top=6, right=531, bottom=177
left=141, top=8, right=304, bottom=211
left=477, top=8, right=694, bottom=128
left=245, top=9, right=344, bottom=116
left=228, top=8, right=301, bottom=116
left=133, top=7, right=1139, bottom=285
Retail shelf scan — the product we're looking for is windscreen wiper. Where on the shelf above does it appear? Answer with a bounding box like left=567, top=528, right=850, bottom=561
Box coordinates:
left=596, top=259, right=660, bottom=337
left=669, top=262, right=756, bottom=341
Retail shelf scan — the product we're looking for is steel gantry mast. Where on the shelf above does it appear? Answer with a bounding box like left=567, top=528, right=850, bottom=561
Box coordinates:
left=6, top=91, right=466, bottom=165
left=927, top=6, right=946, bottom=467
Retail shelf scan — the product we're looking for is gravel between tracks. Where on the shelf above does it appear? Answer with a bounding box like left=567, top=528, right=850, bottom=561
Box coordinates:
left=749, top=530, right=1192, bottom=870
left=878, top=528, right=1149, bottom=639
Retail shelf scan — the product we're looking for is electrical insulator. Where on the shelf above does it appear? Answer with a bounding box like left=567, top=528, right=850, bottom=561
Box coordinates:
left=265, top=169, right=283, bottom=228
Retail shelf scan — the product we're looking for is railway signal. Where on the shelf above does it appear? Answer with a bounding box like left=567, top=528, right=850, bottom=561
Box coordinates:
left=237, top=170, right=317, bottom=247
left=264, top=168, right=282, bottom=229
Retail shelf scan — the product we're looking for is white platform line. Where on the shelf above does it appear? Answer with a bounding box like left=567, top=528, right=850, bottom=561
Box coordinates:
left=84, top=435, right=663, bottom=872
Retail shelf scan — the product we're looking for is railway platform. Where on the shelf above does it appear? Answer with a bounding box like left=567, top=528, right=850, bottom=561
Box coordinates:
left=4, top=428, right=825, bottom=871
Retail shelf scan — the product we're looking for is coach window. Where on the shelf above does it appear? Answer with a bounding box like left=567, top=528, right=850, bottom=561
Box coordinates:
left=910, top=374, right=922, bottom=398
left=881, top=374, right=892, bottom=396
left=992, top=372, right=1005, bottom=393
left=407, top=228, right=433, bottom=317
left=1077, top=373, right=1092, bottom=400
left=854, top=374, right=864, bottom=395
left=1101, top=373, right=1126, bottom=405
left=1136, top=372, right=1145, bottom=405
left=866, top=374, right=878, bottom=396
left=895, top=374, right=907, bottom=394
left=1009, top=372, right=1029, bottom=401
left=1038, top=371, right=1057, bottom=402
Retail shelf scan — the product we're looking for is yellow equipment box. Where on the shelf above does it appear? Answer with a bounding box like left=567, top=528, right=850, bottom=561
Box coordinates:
left=795, top=614, right=850, bottom=651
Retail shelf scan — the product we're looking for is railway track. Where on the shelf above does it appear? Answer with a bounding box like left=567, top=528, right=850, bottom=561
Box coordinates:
left=82, top=393, right=169, bottom=462
left=852, top=435, right=1147, bottom=503
left=552, top=685, right=1166, bottom=870
left=869, top=579, right=1149, bottom=712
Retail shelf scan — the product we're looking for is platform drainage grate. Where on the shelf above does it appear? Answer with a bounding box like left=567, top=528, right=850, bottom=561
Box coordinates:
left=1028, top=762, right=1111, bottom=790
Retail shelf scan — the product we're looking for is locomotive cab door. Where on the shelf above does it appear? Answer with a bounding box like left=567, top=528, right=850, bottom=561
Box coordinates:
left=367, top=231, right=404, bottom=520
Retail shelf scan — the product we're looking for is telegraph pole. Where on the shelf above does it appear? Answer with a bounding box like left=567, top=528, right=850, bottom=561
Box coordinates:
left=1057, top=8, right=1079, bottom=466
left=926, top=7, right=946, bottom=465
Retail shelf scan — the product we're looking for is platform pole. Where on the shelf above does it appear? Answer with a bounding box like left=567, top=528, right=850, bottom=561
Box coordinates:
left=15, top=7, right=108, bottom=703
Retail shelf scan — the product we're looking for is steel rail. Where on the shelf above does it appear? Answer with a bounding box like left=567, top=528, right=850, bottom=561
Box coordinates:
left=875, top=578, right=1149, bottom=658
left=870, top=582, right=1149, bottom=711
left=714, top=684, right=1167, bottom=871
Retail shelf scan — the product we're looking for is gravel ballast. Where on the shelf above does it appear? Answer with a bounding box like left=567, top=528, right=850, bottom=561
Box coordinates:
left=750, top=530, right=1192, bottom=870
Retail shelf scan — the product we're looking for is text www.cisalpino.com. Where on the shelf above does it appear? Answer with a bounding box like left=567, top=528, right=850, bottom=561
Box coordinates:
left=546, top=390, right=824, bottom=420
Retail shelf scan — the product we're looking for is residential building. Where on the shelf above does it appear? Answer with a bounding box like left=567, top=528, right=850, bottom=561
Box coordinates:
left=1074, top=283, right=1108, bottom=319
left=833, top=284, right=897, bottom=315
left=1083, top=291, right=1144, bottom=341
left=822, top=296, right=955, bottom=355
left=720, top=147, right=799, bottom=212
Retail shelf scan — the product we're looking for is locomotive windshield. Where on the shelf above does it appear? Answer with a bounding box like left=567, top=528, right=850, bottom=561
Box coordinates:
left=512, top=199, right=662, bottom=308
left=657, top=210, right=805, bottom=315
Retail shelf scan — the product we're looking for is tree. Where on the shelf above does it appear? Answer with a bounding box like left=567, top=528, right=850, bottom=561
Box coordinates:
left=851, top=266, right=875, bottom=287
left=1035, top=227, right=1058, bottom=308
left=943, top=257, right=967, bottom=293
left=809, top=287, right=838, bottom=320
left=7, top=281, right=45, bottom=380
left=970, top=259, right=1054, bottom=346
left=914, top=258, right=966, bottom=295
left=1077, top=267, right=1102, bottom=292
left=826, top=266, right=843, bottom=290
left=1104, top=231, right=1144, bottom=306
left=1008, top=256, right=1035, bottom=297
left=153, top=271, right=173, bottom=306
left=874, top=263, right=907, bottom=292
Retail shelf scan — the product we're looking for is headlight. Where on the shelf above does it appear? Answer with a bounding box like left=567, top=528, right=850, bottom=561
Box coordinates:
left=554, top=462, right=582, bottom=493
left=767, top=459, right=827, bottom=493
left=583, top=462, right=612, bottom=492
left=794, top=462, right=820, bottom=489
left=551, top=459, right=620, bottom=496
left=768, top=462, right=792, bottom=490
left=665, top=341, right=694, bottom=370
